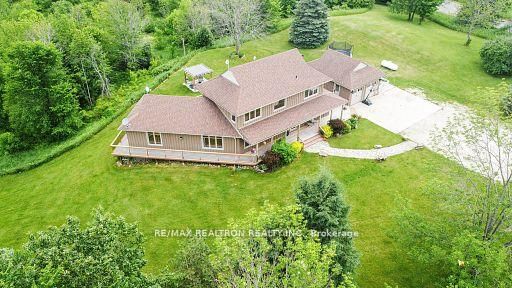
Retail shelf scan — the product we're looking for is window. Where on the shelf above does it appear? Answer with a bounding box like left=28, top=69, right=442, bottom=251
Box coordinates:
left=244, top=141, right=252, bottom=149
left=274, top=99, right=286, bottom=110
left=305, top=87, right=319, bottom=98
left=147, top=132, right=162, bottom=146
left=244, top=108, right=261, bottom=122
left=231, top=115, right=236, bottom=122
left=202, top=136, right=223, bottom=150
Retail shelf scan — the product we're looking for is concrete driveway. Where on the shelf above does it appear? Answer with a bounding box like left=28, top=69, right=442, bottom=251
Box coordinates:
left=351, top=82, right=464, bottom=147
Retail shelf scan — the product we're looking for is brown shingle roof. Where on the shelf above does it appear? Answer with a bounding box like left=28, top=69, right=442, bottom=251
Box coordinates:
left=119, top=95, right=239, bottom=137
left=240, top=93, right=347, bottom=145
left=197, top=49, right=332, bottom=116
left=309, top=49, right=385, bottom=91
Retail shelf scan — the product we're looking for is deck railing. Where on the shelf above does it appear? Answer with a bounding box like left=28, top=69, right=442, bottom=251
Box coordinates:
left=111, top=133, right=258, bottom=165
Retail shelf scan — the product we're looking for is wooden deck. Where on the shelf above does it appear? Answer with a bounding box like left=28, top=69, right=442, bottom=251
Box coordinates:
left=111, top=133, right=258, bottom=165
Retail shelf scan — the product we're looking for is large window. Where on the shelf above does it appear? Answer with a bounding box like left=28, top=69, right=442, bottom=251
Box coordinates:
left=147, top=132, right=162, bottom=146
left=244, top=108, right=261, bottom=122
left=202, top=136, right=223, bottom=150
left=305, top=87, right=319, bottom=98
left=274, top=99, right=286, bottom=110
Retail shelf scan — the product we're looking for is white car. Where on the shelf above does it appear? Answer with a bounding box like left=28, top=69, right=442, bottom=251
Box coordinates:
left=381, top=60, right=398, bottom=71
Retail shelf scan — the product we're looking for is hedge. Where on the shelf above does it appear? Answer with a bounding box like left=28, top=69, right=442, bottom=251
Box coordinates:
left=428, top=12, right=508, bottom=40
left=0, top=51, right=200, bottom=176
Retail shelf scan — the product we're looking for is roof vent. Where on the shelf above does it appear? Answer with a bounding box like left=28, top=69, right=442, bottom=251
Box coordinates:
left=122, top=118, right=130, bottom=128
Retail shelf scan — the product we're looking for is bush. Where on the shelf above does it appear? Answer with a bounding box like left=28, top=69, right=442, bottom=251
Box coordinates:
left=261, top=150, right=282, bottom=171
left=328, top=119, right=343, bottom=135
left=500, top=86, right=512, bottom=117
left=345, top=0, right=374, bottom=8
left=0, top=132, right=18, bottom=154
left=191, top=27, right=214, bottom=49
left=271, top=139, right=297, bottom=165
left=480, top=37, right=512, bottom=76
left=321, top=124, right=333, bottom=138
left=347, top=115, right=360, bottom=130
left=290, top=141, right=304, bottom=154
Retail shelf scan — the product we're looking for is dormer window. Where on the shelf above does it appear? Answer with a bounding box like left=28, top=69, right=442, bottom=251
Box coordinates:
left=305, top=87, right=319, bottom=99
left=231, top=115, right=236, bottom=122
left=244, top=108, right=261, bottom=123
left=274, top=99, right=286, bottom=110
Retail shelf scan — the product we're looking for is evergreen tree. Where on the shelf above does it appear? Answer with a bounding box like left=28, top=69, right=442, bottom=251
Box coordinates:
left=289, top=0, right=329, bottom=48
left=295, top=169, right=359, bottom=279
left=4, top=42, right=82, bottom=145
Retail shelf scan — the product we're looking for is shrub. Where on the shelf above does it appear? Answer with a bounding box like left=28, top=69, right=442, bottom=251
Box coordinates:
left=328, top=119, right=344, bottom=135
left=261, top=150, right=282, bottom=171
left=346, top=0, right=374, bottom=8
left=347, top=115, right=360, bottom=130
left=321, top=124, right=333, bottom=138
left=0, top=132, right=17, bottom=154
left=480, top=37, right=512, bottom=76
left=290, top=141, right=304, bottom=154
left=191, top=27, right=214, bottom=49
left=500, top=86, right=512, bottom=117
left=271, top=139, right=297, bottom=165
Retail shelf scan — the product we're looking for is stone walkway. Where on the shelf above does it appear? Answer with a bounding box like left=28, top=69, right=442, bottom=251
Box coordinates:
left=305, top=140, right=419, bottom=160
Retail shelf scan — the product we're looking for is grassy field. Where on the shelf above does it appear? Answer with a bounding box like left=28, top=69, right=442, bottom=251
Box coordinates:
left=0, top=110, right=460, bottom=287
left=154, top=5, right=509, bottom=113
left=328, top=119, right=404, bottom=149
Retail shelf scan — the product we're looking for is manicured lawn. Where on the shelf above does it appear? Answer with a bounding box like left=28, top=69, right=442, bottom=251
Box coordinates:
left=328, top=119, right=404, bottom=149
left=0, top=110, right=460, bottom=287
left=154, top=5, right=510, bottom=113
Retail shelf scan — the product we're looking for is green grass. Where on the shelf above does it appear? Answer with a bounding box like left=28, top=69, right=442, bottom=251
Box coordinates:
left=154, top=5, right=510, bottom=113
left=328, top=119, right=404, bottom=149
left=0, top=110, right=461, bottom=287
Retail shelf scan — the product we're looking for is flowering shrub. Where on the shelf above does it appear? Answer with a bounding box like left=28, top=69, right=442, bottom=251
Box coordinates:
left=291, top=141, right=304, bottom=154
left=321, top=125, right=333, bottom=138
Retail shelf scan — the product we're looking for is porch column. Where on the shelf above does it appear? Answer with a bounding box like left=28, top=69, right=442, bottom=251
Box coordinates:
left=256, top=142, right=259, bottom=156
left=296, top=125, right=300, bottom=141
left=341, top=105, right=345, bottom=120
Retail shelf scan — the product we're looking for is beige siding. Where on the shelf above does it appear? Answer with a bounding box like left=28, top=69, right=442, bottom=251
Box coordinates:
left=126, top=131, right=240, bottom=153
left=235, top=85, right=325, bottom=129
left=324, top=81, right=334, bottom=92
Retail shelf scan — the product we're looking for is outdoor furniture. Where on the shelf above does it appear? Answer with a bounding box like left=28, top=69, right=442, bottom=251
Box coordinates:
left=183, top=64, right=213, bottom=92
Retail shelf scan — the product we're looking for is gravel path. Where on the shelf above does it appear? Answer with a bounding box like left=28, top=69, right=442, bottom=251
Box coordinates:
left=437, top=0, right=461, bottom=16
left=305, top=140, right=419, bottom=159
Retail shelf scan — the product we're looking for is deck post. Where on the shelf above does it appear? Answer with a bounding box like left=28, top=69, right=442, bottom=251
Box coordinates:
left=296, top=125, right=300, bottom=141
left=256, top=143, right=259, bottom=156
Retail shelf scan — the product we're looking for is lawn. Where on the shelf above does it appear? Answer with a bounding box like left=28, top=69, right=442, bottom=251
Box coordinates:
left=328, top=118, right=404, bottom=149
left=0, top=110, right=461, bottom=287
left=154, top=5, right=510, bottom=113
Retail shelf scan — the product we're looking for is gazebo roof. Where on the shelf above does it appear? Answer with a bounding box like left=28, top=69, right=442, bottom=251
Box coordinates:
left=184, top=64, right=213, bottom=77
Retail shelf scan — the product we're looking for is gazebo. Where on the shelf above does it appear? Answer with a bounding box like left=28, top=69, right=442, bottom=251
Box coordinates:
left=183, top=64, right=213, bottom=92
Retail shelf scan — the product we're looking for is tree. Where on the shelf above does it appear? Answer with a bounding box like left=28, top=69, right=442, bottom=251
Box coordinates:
left=295, top=170, right=359, bottom=280
left=4, top=42, right=81, bottom=145
left=389, top=0, right=441, bottom=23
left=0, top=209, right=150, bottom=287
left=0, top=65, right=7, bottom=131
left=500, top=84, right=512, bottom=117
left=168, top=237, right=215, bottom=288
left=94, top=0, right=149, bottom=70
left=457, top=0, right=512, bottom=46
left=211, top=204, right=353, bottom=287
left=261, top=0, right=282, bottom=32
left=480, top=37, right=512, bottom=76
left=209, top=0, right=263, bottom=56
left=289, top=0, right=329, bottom=48
left=280, top=0, right=297, bottom=17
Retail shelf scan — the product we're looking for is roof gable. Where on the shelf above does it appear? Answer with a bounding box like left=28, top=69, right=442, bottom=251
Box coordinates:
left=309, top=49, right=385, bottom=90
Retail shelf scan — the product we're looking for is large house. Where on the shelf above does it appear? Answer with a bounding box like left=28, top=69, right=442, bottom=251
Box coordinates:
left=111, top=49, right=385, bottom=165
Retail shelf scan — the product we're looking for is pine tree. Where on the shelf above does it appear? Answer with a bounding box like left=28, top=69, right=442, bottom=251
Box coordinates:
left=289, top=0, right=329, bottom=48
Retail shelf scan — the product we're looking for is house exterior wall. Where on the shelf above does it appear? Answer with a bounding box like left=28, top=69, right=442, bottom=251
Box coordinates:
left=235, top=85, right=325, bottom=129
left=126, top=131, right=240, bottom=154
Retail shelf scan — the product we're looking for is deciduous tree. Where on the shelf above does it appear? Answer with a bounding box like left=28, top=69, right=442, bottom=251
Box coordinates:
left=4, top=42, right=81, bottom=145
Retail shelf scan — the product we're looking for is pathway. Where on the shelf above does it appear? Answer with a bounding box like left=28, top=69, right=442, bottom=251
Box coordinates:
left=305, top=140, right=418, bottom=159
